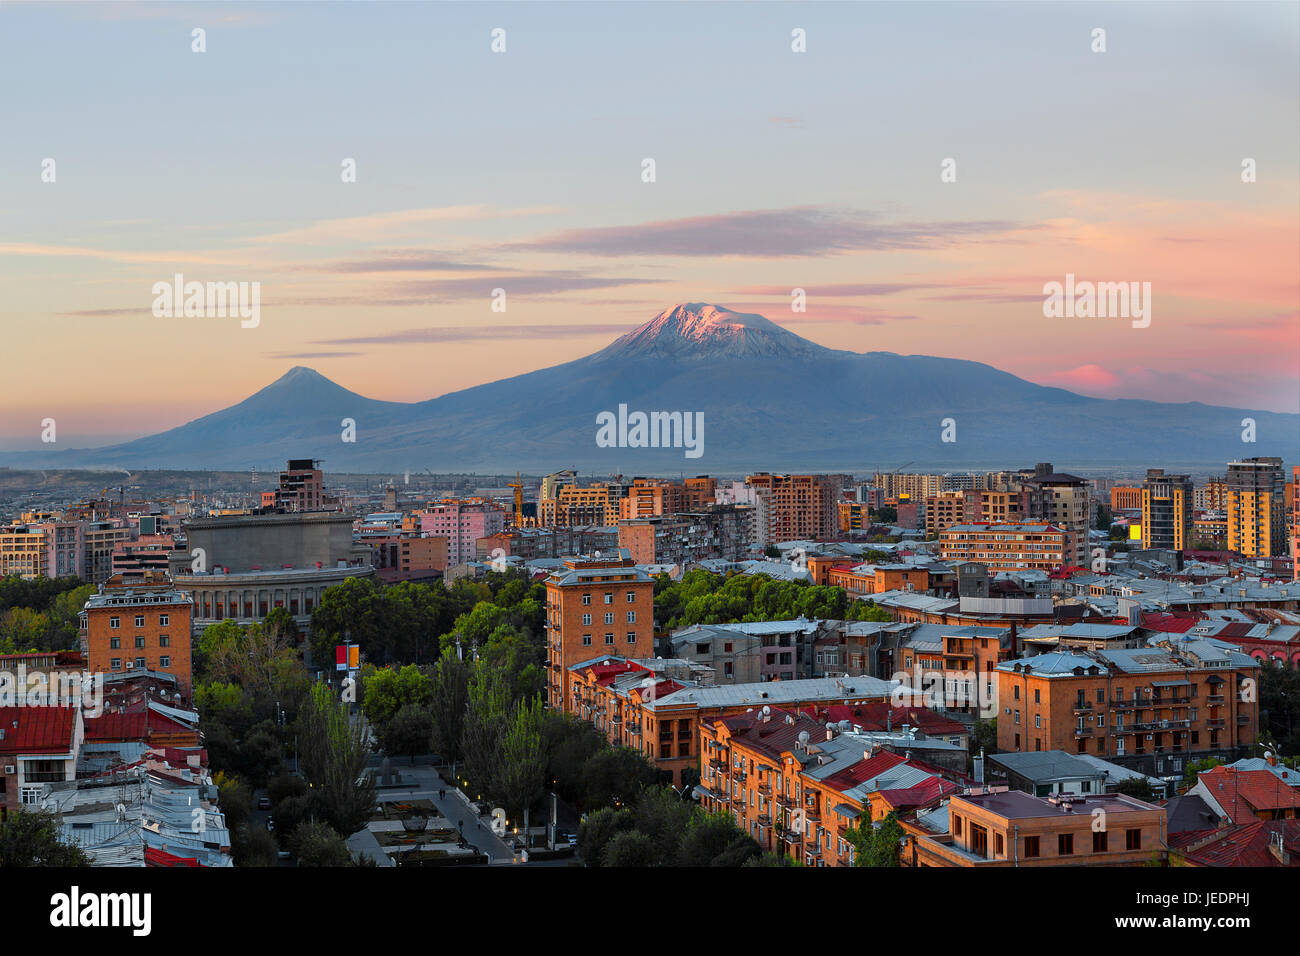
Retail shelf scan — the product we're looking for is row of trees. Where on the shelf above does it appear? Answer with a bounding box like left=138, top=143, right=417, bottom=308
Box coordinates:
left=0, top=574, right=94, bottom=654
left=308, top=574, right=545, bottom=668
left=192, top=612, right=375, bottom=864
left=653, top=569, right=892, bottom=632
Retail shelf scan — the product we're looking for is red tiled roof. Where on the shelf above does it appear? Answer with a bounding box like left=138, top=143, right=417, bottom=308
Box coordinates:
left=1200, top=767, right=1300, bottom=822
left=822, top=751, right=908, bottom=792
left=1170, top=820, right=1300, bottom=867
left=799, top=702, right=966, bottom=737
left=0, top=706, right=76, bottom=755
left=1139, top=612, right=1202, bottom=634
left=876, top=775, right=961, bottom=811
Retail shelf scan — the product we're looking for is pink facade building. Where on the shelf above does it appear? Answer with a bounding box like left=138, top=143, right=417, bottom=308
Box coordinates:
left=412, top=499, right=505, bottom=566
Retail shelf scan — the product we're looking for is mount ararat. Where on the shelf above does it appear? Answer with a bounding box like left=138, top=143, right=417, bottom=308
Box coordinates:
left=5, top=304, right=1295, bottom=473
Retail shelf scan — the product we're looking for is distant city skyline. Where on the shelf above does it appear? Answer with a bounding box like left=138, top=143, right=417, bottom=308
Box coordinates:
left=1, top=1, right=1297, bottom=449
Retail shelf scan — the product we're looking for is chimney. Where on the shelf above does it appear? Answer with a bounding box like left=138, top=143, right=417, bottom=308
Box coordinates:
left=1009, top=621, right=1019, bottom=658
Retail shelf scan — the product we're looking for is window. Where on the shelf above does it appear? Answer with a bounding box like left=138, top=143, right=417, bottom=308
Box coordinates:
left=135, top=657, right=145, bottom=669
left=994, top=832, right=1004, bottom=857
left=1093, top=830, right=1108, bottom=852
left=134, top=615, right=145, bottom=628
left=1014, top=685, right=1020, bottom=700
left=582, top=634, right=592, bottom=646
left=581, top=594, right=591, bottom=605
left=1034, top=689, right=1040, bottom=703
left=953, top=816, right=963, bottom=836
left=1023, top=836, right=1040, bottom=858
left=111, top=658, right=121, bottom=670
left=1058, top=833, right=1074, bottom=855
left=1097, top=688, right=1105, bottom=703
left=604, top=633, right=614, bottom=645
left=135, top=636, right=146, bottom=649
left=582, top=613, right=591, bottom=626
left=160, top=656, right=170, bottom=668
left=20, top=787, right=41, bottom=806
left=109, top=616, right=120, bottom=629
left=159, top=614, right=169, bottom=626
left=110, top=637, right=120, bottom=649
left=1034, top=715, right=1041, bottom=728
left=626, top=611, right=636, bottom=624
left=1125, top=828, right=1142, bottom=850
left=626, top=632, right=636, bottom=644
left=724, top=643, right=733, bottom=652
left=604, top=593, right=613, bottom=605
left=159, top=635, right=169, bottom=647
left=626, top=591, right=635, bottom=603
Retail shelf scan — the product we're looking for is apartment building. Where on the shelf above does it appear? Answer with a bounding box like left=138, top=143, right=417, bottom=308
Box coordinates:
left=698, top=707, right=963, bottom=866
left=274, top=459, right=329, bottom=512
left=940, top=523, right=1067, bottom=571
left=907, top=790, right=1165, bottom=867
left=746, top=473, right=837, bottom=544
left=1022, top=464, right=1091, bottom=568
left=827, top=562, right=931, bottom=597
left=1227, top=457, right=1287, bottom=558
left=544, top=554, right=655, bottom=709
left=1196, top=477, right=1229, bottom=512
left=0, top=521, right=85, bottom=579
left=411, top=498, right=506, bottom=565
left=1141, top=469, right=1194, bottom=552
left=1111, top=487, right=1142, bottom=512
left=80, top=573, right=194, bottom=700
left=619, top=478, right=684, bottom=519
left=682, top=476, right=718, bottom=510
left=996, top=640, right=1260, bottom=778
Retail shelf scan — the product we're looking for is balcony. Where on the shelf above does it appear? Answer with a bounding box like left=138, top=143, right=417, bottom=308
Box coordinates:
left=1237, top=714, right=1251, bottom=724
left=22, top=770, right=66, bottom=783
left=779, top=829, right=802, bottom=845
left=1207, top=719, right=1226, bottom=730
left=1208, top=694, right=1226, bottom=705
left=1073, top=702, right=1093, bottom=714
left=755, top=782, right=772, bottom=797
left=1074, top=728, right=1092, bottom=738
left=1110, top=698, right=1137, bottom=709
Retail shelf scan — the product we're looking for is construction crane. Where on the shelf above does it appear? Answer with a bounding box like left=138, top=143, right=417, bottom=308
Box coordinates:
left=507, top=472, right=524, bottom=526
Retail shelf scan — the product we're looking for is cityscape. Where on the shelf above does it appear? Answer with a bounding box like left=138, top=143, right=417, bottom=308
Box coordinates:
left=1, top=0, right=1297, bottom=937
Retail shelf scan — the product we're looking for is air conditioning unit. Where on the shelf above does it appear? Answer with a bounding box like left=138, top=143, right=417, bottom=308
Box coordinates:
left=3, top=765, right=14, bottom=775
left=1005, top=707, right=1012, bottom=715
left=1146, top=734, right=1154, bottom=741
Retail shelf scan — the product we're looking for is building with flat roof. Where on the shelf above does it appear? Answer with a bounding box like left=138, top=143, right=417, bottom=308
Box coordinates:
left=907, top=789, right=1165, bottom=866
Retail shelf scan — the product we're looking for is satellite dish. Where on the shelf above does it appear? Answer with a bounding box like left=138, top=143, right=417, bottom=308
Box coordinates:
left=762, top=705, right=770, bottom=715
left=797, top=731, right=810, bottom=745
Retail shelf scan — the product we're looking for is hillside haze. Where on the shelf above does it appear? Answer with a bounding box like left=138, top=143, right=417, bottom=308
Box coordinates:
left=5, top=304, right=1296, bottom=472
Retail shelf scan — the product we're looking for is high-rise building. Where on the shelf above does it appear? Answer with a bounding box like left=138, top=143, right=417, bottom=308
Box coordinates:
left=1226, top=457, right=1286, bottom=558
left=745, top=473, right=837, bottom=544
left=544, top=554, right=655, bottom=709
left=1140, top=469, right=1193, bottom=551
left=413, top=498, right=506, bottom=565
left=1022, top=464, right=1090, bottom=568
left=275, top=459, right=329, bottom=512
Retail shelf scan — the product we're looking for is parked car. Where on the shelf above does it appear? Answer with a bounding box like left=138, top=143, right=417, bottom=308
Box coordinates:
left=258, top=796, right=272, bottom=811
left=266, top=817, right=275, bottom=832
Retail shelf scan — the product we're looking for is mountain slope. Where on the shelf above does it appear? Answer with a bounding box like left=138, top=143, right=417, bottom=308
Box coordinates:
left=3, top=304, right=1296, bottom=472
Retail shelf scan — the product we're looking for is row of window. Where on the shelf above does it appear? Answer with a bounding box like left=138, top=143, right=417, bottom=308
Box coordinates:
left=581, top=632, right=637, bottom=646
left=108, top=614, right=169, bottom=628
left=580, top=591, right=638, bottom=605
left=581, top=612, right=636, bottom=625
left=109, top=656, right=171, bottom=670
left=108, top=635, right=170, bottom=649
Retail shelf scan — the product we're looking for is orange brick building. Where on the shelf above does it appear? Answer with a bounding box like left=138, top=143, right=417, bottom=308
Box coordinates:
left=79, top=573, right=194, bottom=701
left=699, top=707, right=963, bottom=866
left=996, top=642, right=1259, bottom=778
left=746, top=473, right=837, bottom=542
left=827, top=563, right=930, bottom=597
left=939, top=522, right=1066, bottom=572
left=1110, top=487, right=1142, bottom=512
left=544, top=555, right=655, bottom=709
left=906, top=790, right=1166, bottom=866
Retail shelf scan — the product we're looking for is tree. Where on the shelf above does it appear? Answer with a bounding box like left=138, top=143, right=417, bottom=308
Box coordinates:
left=496, top=696, right=547, bottom=835
left=763, top=545, right=781, bottom=558
left=846, top=811, right=904, bottom=867
left=678, top=811, right=761, bottom=867
left=602, top=830, right=657, bottom=867
left=576, top=806, right=633, bottom=866
left=429, top=647, right=470, bottom=766
left=214, top=771, right=254, bottom=836
left=460, top=661, right=510, bottom=796
left=232, top=824, right=279, bottom=867
left=582, top=747, right=658, bottom=810
left=973, top=718, right=998, bottom=757
left=290, top=821, right=356, bottom=866
left=1182, top=756, right=1224, bottom=788
left=378, top=703, right=434, bottom=764
left=296, top=683, right=376, bottom=836
left=631, top=787, right=694, bottom=863
left=1113, top=777, right=1156, bottom=802
left=0, top=808, right=90, bottom=866
left=362, top=664, right=433, bottom=730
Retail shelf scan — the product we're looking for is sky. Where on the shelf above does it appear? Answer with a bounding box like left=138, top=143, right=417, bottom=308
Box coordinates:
left=1, top=1, right=1297, bottom=449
